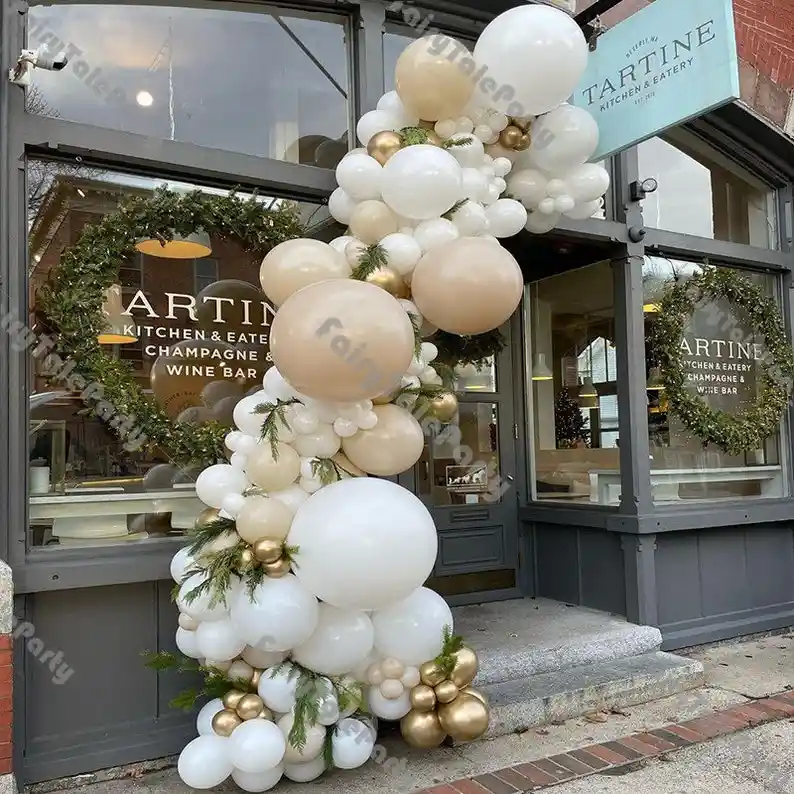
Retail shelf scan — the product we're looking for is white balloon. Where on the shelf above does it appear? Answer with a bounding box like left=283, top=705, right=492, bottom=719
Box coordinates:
left=413, top=218, right=460, bottom=252
left=227, top=659, right=254, bottom=682
left=291, top=423, right=341, bottom=458
left=380, top=232, right=423, bottom=276
left=176, top=626, right=202, bottom=659
left=357, top=410, right=379, bottom=431
left=377, top=90, right=406, bottom=115
left=565, top=163, right=611, bottom=202
left=237, top=434, right=259, bottom=456
left=461, top=168, right=488, bottom=202
left=317, top=689, right=341, bottom=726
left=195, top=464, right=248, bottom=510
left=170, top=547, right=195, bottom=583
left=233, top=393, right=270, bottom=437
left=455, top=116, right=475, bottom=134
left=492, top=157, right=513, bottom=178
left=492, top=176, right=507, bottom=194
left=366, top=686, right=412, bottom=720
left=284, top=756, right=326, bottom=783
left=482, top=183, right=501, bottom=206
left=179, top=613, right=198, bottom=631
left=357, top=109, right=402, bottom=145
left=328, top=188, right=358, bottom=224
left=372, top=587, right=453, bottom=666
left=196, top=618, right=246, bottom=662
left=232, top=765, right=284, bottom=793
left=380, top=145, right=463, bottom=221
left=447, top=134, right=486, bottom=168
left=529, top=103, right=599, bottom=173
left=507, top=168, right=549, bottom=209
left=329, top=235, right=354, bottom=253
left=336, top=153, right=383, bottom=201
left=448, top=200, right=488, bottom=236
left=565, top=198, right=604, bottom=220
left=538, top=197, right=557, bottom=214
left=434, top=119, right=458, bottom=139
left=269, top=484, right=309, bottom=515
left=229, top=452, right=248, bottom=471
left=299, top=476, right=322, bottom=494
left=485, top=199, right=528, bottom=238
left=196, top=698, right=225, bottom=736
left=555, top=195, right=576, bottom=214
left=546, top=178, right=568, bottom=198
left=225, top=430, right=244, bottom=451
left=401, top=666, right=421, bottom=688
left=258, top=663, right=299, bottom=713
left=420, top=342, right=438, bottom=362
left=178, top=735, right=233, bottom=789
left=228, top=719, right=287, bottom=774
left=473, top=5, right=588, bottom=116
left=525, top=210, right=562, bottom=234
left=332, top=718, right=376, bottom=769
left=177, top=573, right=231, bottom=623
left=332, top=417, right=359, bottom=439
left=278, top=713, right=326, bottom=764
left=242, top=645, right=287, bottom=669
left=473, top=123, right=496, bottom=143
left=221, top=492, right=246, bottom=517
left=288, top=478, right=437, bottom=610
left=292, top=604, right=374, bottom=676
left=262, top=368, right=299, bottom=403
left=230, top=574, right=319, bottom=651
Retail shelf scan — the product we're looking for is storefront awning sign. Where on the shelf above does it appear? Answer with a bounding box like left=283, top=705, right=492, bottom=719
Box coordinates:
left=571, top=0, right=740, bottom=160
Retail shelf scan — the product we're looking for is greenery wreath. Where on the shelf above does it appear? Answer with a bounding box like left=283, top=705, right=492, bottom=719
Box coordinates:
left=651, top=265, right=794, bottom=456
left=36, top=187, right=305, bottom=466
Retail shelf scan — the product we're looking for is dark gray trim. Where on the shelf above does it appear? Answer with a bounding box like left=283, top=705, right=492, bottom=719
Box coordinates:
left=634, top=499, right=794, bottom=533
left=621, top=534, right=658, bottom=625
left=351, top=0, right=385, bottom=117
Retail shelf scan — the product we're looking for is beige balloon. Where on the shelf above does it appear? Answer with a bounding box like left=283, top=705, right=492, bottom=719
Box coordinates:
left=260, top=239, right=351, bottom=307
left=395, top=35, right=475, bottom=121
left=342, top=404, right=425, bottom=476
left=270, top=279, right=415, bottom=402
left=236, top=495, right=294, bottom=544
left=410, top=237, right=523, bottom=335
left=349, top=201, right=399, bottom=245
left=244, top=443, right=301, bottom=492
left=278, top=713, right=326, bottom=763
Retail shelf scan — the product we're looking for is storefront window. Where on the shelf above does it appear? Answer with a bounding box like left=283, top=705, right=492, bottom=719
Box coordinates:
left=27, top=160, right=328, bottom=549
left=27, top=5, right=351, bottom=167
left=643, top=257, right=787, bottom=502
left=527, top=261, right=620, bottom=504
left=637, top=130, right=777, bottom=248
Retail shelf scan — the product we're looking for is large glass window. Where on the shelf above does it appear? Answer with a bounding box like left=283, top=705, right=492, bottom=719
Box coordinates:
left=27, top=160, right=330, bottom=549
left=27, top=5, right=351, bottom=167
left=637, top=130, right=777, bottom=248
left=643, top=257, right=787, bottom=502
left=527, top=261, right=620, bottom=504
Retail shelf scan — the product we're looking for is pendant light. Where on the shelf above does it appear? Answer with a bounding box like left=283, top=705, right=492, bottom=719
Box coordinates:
left=532, top=353, right=553, bottom=381
left=98, top=284, right=138, bottom=345
left=578, top=386, right=599, bottom=410
left=578, top=313, right=599, bottom=407
left=646, top=366, right=665, bottom=390
left=135, top=229, right=212, bottom=259
left=643, top=301, right=661, bottom=313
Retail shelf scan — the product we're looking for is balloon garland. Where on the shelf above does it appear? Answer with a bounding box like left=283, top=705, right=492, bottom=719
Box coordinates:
left=154, top=8, right=609, bottom=791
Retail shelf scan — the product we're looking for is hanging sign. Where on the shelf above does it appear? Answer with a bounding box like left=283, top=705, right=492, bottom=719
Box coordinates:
left=571, top=0, right=740, bottom=160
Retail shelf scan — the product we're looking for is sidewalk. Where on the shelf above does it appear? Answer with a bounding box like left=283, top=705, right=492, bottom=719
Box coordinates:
left=30, top=631, right=794, bottom=794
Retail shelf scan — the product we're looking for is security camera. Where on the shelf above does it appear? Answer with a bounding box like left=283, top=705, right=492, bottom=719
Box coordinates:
left=8, top=46, right=69, bottom=86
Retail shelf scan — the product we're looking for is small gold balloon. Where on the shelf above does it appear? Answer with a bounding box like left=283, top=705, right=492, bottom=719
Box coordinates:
left=499, top=125, right=523, bottom=149
left=367, top=130, right=403, bottom=165
left=240, top=548, right=256, bottom=567
left=460, top=686, right=488, bottom=706
left=450, top=647, right=479, bottom=688
left=428, top=392, right=458, bottom=423
left=515, top=133, right=532, bottom=152
left=256, top=707, right=274, bottom=721
left=419, top=660, right=447, bottom=687
left=263, top=556, right=291, bottom=578
left=437, top=693, right=490, bottom=742
left=253, top=537, right=283, bottom=564
left=250, top=669, right=262, bottom=689
left=212, top=708, right=243, bottom=737
left=236, top=693, right=265, bottom=720
left=195, top=507, right=221, bottom=530
left=365, top=267, right=411, bottom=299
left=434, top=679, right=459, bottom=704
left=222, top=689, right=246, bottom=710
left=400, top=709, right=447, bottom=748
left=410, top=684, right=437, bottom=712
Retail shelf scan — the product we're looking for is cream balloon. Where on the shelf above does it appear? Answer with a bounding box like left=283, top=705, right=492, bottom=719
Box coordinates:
left=348, top=200, right=399, bottom=245
left=395, top=35, right=474, bottom=121
left=259, top=239, right=350, bottom=307
left=342, top=404, right=424, bottom=476
left=235, top=495, right=294, bottom=544
left=410, top=237, right=523, bottom=334
left=277, top=713, right=326, bottom=764
left=244, top=443, right=301, bottom=492
left=270, top=279, right=415, bottom=402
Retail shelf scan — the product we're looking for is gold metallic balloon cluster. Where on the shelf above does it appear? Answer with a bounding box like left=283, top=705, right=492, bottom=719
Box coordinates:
left=366, top=122, right=443, bottom=166
left=212, top=670, right=270, bottom=737
left=400, top=647, right=489, bottom=748
left=498, top=118, right=532, bottom=152
left=365, top=267, right=411, bottom=299
left=240, top=537, right=291, bottom=579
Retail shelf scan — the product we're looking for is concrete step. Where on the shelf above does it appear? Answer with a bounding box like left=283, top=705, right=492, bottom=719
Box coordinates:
left=483, top=651, right=705, bottom=737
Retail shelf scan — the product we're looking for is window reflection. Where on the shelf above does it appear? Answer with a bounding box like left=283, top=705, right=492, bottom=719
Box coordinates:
left=27, top=5, right=351, bottom=167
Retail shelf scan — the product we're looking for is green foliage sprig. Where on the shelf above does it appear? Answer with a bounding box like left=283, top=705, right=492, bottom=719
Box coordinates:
left=434, top=625, right=465, bottom=678
left=310, top=457, right=346, bottom=486
left=256, top=397, right=302, bottom=459
left=36, top=187, right=304, bottom=467
left=651, top=265, right=794, bottom=455
left=187, top=515, right=236, bottom=557
left=351, top=243, right=387, bottom=281
left=433, top=329, right=505, bottom=369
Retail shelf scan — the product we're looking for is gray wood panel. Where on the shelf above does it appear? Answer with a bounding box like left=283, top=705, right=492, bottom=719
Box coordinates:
left=437, top=526, right=506, bottom=573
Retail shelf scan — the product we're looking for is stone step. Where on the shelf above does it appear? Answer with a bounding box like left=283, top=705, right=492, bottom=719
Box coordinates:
left=483, top=651, right=705, bottom=737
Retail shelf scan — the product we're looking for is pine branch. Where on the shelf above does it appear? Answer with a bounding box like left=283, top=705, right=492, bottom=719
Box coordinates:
left=187, top=515, right=236, bottom=557
left=291, top=671, right=323, bottom=751
left=323, top=728, right=335, bottom=770
left=399, top=126, right=430, bottom=146
left=169, top=688, right=200, bottom=712
left=434, top=625, right=465, bottom=677
left=244, top=563, right=267, bottom=596
left=310, top=457, right=345, bottom=486
left=442, top=199, right=469, bottom=220
left=182, top=541, right=248, bottom=608
left=333, top=678, right=363, bottom=715
left=256, top=397, right=302, bottom=459
left=351, top=243, right=387, bottom=281
left=282, top=544, right=300, bottom=567
left=433, top=361, right=457, bottom=390
left=142, top=650, right=181, bottom=671
left=409, top=312, right=423, bottom=358
left=170, top=581, right=181, bottom=603
left=442, top=136, right=473, bottom=149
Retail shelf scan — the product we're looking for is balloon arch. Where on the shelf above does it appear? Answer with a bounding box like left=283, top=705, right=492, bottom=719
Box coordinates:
left=166, top=6, right=609, bottom=791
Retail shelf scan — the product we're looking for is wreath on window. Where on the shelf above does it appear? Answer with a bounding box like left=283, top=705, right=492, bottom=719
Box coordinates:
left=35, top=187, right=305, bottom=466
left=650, top=265, right=794, bottom=455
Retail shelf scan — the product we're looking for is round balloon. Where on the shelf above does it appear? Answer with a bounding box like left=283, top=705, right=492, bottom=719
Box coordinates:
left=260, top=239, right=351, bottom=307
left=227, top=719, right=286, bottom=774
left=177, top=572, right=233, bottom=623
left=244, top=442, right=301, bottom=492
left=178, top=735, right=233, bottom=789
left=287, top=478, right=437, bottom=610
left=332, top=718, right=376, bottom=769
left=564, top=163, right=611, bottom=202
left=283, top=756, right=326, bottom=783
left=231, top=765, right=284, bottom=793
left=270, top=279, right=414, bottom=402
left=366, top=686, right=412, bottom=720
left=196, top=618, right=246, bottom=662
left=410, top=237, right=523, bottom=334
left=236, top=495, right=294, bottom=544
left=336, top=152, right=383, bottom=201
left=528, top=103, right=599, bottom=173
left=195, top=464, right=248, bottom=509
left=196, top=698, right=225, bottom=736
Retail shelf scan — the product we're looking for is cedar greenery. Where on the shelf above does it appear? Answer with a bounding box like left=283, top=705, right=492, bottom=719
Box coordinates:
left=433, top=329, right=506, bottom=369
left=350, top=242, right=388, bottom=281
left=651, top=265, right=794, bottom=455
left=256, top=397, right=302, bottom=459
left=310, top=457, right=347, bottom=486
left=36, top=187, right=304, bottom=467
left=434, top=625, right=465, bottom=678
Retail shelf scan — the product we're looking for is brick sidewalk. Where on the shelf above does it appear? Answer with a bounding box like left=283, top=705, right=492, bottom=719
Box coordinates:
left=416, top=691, right=794, bottom=794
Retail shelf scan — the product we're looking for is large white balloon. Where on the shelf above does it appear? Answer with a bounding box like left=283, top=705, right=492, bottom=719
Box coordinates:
left=525, top=210, right=562, bottom=234
left=528, top=104, right=599, bottom=173
left=448, top=200, right=488, bottom=236
left=372, top=587, right=453, bottom=666
left=195, top=464, right=248, bottom=510
left=473, top=5, right=588, bottom=116
left=196, top=618, right=246, bottom=662
left=283, top=756, right=326, bottom=783
left=565, top=163, right=611, bottom=202
left=328, top=188, right=358, bottom=224
left=332, top=718, right=376, bottom=769
left=258, top=664, right=299, bottom=713
left=336, top=152, right=383, bottom=200
left=230, top=575, right=319, bottom=651
left=380, top=145, right=463, bottom=221
left=292, top=604, right=375, bottom=676
left=232, top=765, right=284, bottom=793
left=233, top=393, right=270, bottom=437
left=380, top=232, right=423, bottom=276
left=291, top=423, right=341, bottom=458
left=227, top=720, right=287, bottom=774
left=485, top=199, right=528, bottom=238
left=413, top=218, right=460, bottom=252
left=178, top=735, right=233, bottom=789
left=196, top=698, right=225, bottom=736
left=356, top=109, right=403, bottom=145
left=507, top=168, right=549, bottom=209
left=288, top=478, right=437, bottom=610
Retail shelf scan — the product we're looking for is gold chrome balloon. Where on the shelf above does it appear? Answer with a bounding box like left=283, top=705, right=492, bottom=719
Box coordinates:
left=460, top=686, right=488, bottom=706
left=427, top=392, right=458, bottom=423
left=236, top=693, right=265, bottom=720
left=400, top=709, right=447, bottom=748
left=367, top=131, right=403, bottom=165
left=222, top=689, right=246, bottom=711
left=434, top=679, right=459, bottom=704
left=240, top=547, right=256, bottom=568
left=449, top=647, right=479, bottom=688
left=499, top=125, right=523, bottom=149
left=212, top=708, right=243, bottom=737
left=195, top=507, right=221, bottom=530
left=263, top=556, right=291, bottom=578
left=409, top=684, right=437, bottom=712
left=515, top=133, right=532, bottom=152
left=250, top=669, right=262, bottom=690
left=419, top=660, right=447, bottom=687
left=365, top=267, right=411, bottom=299
left=437, top=693, right=490, bottom=742
left=253, top=537, right=283, bottom=564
